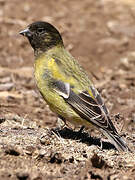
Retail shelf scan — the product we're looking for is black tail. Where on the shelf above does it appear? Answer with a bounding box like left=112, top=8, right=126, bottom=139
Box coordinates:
left=103, top=130, right=130, bottom=152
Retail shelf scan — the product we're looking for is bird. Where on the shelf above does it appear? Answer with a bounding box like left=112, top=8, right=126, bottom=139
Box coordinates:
left=19, top=21, right=130, bottom=151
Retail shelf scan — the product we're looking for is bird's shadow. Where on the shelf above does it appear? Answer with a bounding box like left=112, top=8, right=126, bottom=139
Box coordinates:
left=52, top=127, right=116, bottom=151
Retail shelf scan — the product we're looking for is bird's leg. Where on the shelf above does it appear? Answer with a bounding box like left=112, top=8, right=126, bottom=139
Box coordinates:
left=99, top=133, right=104, bottom=150
left=57, top=115, right=68, bottom=129
left=78, top=125, right=85, bottom=134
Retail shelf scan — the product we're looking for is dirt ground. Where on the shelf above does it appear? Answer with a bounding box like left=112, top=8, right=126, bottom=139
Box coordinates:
left=0, top=0, right=135, bottom=179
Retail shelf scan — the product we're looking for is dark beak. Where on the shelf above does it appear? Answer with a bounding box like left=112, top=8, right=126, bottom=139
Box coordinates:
left=19, top=28, right=31, bottom=37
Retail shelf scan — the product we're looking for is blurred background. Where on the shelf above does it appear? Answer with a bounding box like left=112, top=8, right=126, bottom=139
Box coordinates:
left=0, top=0, right=135, bottom=179
left=0, top=0, right=135, bottom=127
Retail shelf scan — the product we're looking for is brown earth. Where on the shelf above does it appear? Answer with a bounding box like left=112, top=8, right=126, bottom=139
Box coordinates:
left=0, top=0, right=135, bottom=179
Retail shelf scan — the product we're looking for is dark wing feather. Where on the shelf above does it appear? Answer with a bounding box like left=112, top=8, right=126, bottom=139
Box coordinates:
left=52, top=80, right=117, bottom=134
left=52, top=80, right=70, bottom=99
left=52, top=80, right=130, bottom=151
left=90, top=85, right=109, bottom=115
left=66, top=90, right=116, bottom=132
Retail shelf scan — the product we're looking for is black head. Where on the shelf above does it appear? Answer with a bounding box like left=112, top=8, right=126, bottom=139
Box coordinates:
left=19, top=21, right=63, bottom=53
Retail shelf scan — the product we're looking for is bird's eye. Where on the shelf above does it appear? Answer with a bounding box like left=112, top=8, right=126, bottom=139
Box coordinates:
left=37, top=28, right=44, bottom=34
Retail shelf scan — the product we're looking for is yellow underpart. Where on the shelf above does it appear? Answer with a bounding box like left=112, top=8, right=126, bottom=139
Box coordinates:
left=47, top=58, right=95, bottom=99
left=47, top=58, right=75, bottom=85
